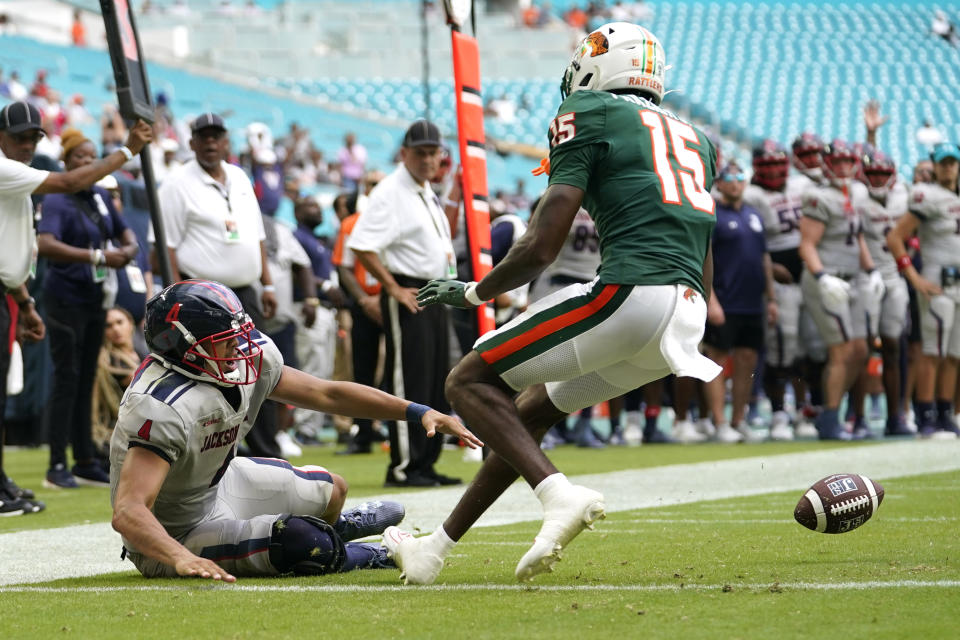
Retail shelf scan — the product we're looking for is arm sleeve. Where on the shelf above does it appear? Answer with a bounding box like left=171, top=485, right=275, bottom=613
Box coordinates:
left=0, top=158, right=48, bottom=196
left=155, top=181, right=188, bottom=248
left=121, top=395, right=188, bottom=464
left=346, top=192, right=397, bottom=253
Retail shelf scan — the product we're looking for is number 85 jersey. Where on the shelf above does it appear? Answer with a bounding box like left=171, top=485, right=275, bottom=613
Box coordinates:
left=547, top=90, right=717, bottom=294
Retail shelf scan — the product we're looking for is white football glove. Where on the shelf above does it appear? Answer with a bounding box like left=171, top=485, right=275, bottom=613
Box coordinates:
left=865, top=269, right=886, bottom=301
left=818, top=273, right=851, bottom=311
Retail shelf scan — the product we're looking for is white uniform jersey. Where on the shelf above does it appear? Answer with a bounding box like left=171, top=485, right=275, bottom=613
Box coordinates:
left=908, top=182, right=960, bottom=278
left=802, top=181, right=867, bottom=276
left=744, top=175, right=810, bottom=254
left=109, top=331, right=284, bottom=543
left=545, top=208, right=600, bottom=281
left=858, top=181, right=908, bottom=281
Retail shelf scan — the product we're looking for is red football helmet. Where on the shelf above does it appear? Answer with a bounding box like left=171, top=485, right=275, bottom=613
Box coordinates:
left=860, top=148, right=897, bottom=198
left=791, top=132, right=825, bottom=178
left=752, top=139, right=789, bottom=191
left=821, top=139, right=860, bottom=185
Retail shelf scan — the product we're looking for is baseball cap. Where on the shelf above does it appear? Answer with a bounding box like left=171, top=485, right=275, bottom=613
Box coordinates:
left=403, top=119, right=442, bottom=148
left=191, top=112, right=226, bottom=133
left=0, top=101, right=45, bottom=135
left=930, top=142, right=960, bottom=164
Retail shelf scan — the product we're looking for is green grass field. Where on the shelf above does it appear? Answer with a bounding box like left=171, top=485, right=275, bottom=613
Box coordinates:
left=2, top=442, right=958, bottom=639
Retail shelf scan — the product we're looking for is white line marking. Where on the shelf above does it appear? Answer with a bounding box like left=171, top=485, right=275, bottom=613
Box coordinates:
left=2, top=580, right=958, bottom=594
left=1, top=441, right=957, bottom=586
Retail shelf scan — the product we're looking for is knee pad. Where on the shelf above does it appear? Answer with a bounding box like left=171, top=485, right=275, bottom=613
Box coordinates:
left=269, top=514, right=346, bottom=575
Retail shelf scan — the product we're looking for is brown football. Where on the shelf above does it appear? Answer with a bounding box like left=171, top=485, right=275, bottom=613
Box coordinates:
left=794, top=474, right=884, bottom=534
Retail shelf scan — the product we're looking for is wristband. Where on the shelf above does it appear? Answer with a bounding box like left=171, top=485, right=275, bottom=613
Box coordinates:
left=118, top=146, right=134, bottom=161
left=94, top=249, right=105, bottom=266
left=262, top=284, right=276, bottom=293
left=896, top=254, right=912, bottom=272
left=405, top=402, right=431, bottom=426
left=442, top=198, right=459, bottom=209
left=303, top=297, right=320, bottom=307
left=17, top=296, right=35, bottom=309
left=320, top=280, right=334, bottom=293
left=464, top=281, right=484, bottom=306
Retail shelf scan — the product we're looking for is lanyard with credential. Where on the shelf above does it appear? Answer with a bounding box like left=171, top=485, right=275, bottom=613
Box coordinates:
left=418, top=189, right=448, bottom=242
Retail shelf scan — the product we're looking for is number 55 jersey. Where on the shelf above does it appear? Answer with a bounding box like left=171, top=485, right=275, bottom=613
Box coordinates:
left=546, top=90, right=717, bottom=293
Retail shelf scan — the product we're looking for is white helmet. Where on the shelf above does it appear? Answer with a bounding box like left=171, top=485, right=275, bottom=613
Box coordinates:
left=561, top=22, right=667, bottom=104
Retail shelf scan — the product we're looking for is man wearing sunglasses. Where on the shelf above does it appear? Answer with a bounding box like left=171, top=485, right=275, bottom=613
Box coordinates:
left=0, top=100, right=151, bottom=515
left=703, top=163, right=778, bottom=443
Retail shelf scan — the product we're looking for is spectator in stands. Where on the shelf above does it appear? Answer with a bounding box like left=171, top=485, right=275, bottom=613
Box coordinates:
left=152, top=112, right=282, bottom=457
left=917, top=120, right=946, bottom=148
left=66, top=94, right=93, bottom=127
left=100, top=104, right=127, bottom=155
left=931, top=10, right=959, bottom=47
left=71, top=10, right=86, bottom=47
left=337, top=132, right=367, bottom=192
left=332, top=191, right=386, bottom=455
left=0, top=102, right=150, bottom=514
left=6, top=70, right=27, bottom=101
left=702, top=162, right=777, bottom=443
left=251, top=146, right=285, bottom=218
left=349, top=120, right=459, bottom=488
left=37, top=128, right=144, bottom=489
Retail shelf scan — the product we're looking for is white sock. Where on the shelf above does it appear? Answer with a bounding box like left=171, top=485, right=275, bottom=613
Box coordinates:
left=533, top=473, right=571, bottom=503
left=625, top=410, right=641, bottom=427
left=430, top=525, right=457, bottom=556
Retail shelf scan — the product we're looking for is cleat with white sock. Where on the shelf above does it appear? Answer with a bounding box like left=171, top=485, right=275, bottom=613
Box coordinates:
left=382, top=526, right=445, bottom=585
left=515, top=484, right=606, bottom=582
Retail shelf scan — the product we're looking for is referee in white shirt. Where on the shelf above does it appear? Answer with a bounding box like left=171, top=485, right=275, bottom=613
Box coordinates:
left=152, top=112, right=280, bottom=458
left=0, top=101, right=150, bottom=513
left=349, top=120, right=459, bottom=488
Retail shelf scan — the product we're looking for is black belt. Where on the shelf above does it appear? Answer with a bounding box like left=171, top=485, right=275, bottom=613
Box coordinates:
left=550, top=274, right=592, bottom=286
left=391, top=274, right=432, bottom=288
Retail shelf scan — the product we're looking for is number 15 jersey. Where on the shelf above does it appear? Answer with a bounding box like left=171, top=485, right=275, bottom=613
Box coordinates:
left=547, top=90, right=717, bottom=294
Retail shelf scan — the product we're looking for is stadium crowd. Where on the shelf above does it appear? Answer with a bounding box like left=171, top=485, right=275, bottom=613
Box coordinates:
left=2, top=21, right=960, bottom=520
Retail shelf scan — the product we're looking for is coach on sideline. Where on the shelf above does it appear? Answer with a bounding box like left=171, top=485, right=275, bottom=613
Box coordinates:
left=151, top=113, right=281, bottom=458
left=0, top=100, right=151, bottom=515
left=349, top=120, right=459, bottom=488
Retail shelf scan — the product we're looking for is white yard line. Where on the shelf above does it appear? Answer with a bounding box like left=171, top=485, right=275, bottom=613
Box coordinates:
left=1, top=440, right=957, bottom=586
left=2, top=580, right=959, bottom=594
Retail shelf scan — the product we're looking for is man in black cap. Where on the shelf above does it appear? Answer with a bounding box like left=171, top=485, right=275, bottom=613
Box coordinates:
left=0, top=101, right=152, bottom=515
left=151, top=112, right=281, bottom=458
left=348, top=120, right=460, bottom=487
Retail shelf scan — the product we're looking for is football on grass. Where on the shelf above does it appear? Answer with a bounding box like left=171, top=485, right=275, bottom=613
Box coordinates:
left=794, top=474, right=884, bottom=533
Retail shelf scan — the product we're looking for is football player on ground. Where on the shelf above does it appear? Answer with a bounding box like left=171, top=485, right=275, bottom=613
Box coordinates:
left=110, top=280, right=481, bottom=581
left=388, top=22, right=722, bottom=584
left=798, top=140, right=880, bottom=440
left=887, top=143, right=960, bottom=439
left=743, top=140, right=817, bottom=440
left=855, top=148, right=914, bottom=436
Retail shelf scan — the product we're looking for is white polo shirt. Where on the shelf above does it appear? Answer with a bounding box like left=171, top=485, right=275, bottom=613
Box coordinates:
left=347, top=164, right=455, bottom=281
left=0, top=151, right=49, bottom=289
left=152, top=159, right=265, bottom=288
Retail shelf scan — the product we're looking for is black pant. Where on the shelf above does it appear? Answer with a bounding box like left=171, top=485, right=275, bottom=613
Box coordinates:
left=230, top=283, right=280, bottom=459
left=350, top=300, right=384, bottom=447
left=44, top=296, right=104, bottom=468
left=0, top=299, right=10, bottom=475
left=381, top=275, right=451, bottom=483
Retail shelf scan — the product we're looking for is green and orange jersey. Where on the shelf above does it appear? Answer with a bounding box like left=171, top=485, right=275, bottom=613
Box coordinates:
left=547, top=90, right=717, bottom=294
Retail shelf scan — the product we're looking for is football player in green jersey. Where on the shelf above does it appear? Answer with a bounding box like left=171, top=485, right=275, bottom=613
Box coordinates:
left=385, top=22, right=721, bottom=585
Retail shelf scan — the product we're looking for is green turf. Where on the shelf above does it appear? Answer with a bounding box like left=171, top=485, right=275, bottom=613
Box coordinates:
left=0, top=439, right=855, bottom=533
left=1, top=470, right=957, bottom=639
left=1, top=442, right=956, bottom=639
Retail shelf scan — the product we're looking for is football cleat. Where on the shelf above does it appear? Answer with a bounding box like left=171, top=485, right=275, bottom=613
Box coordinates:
left=382, top=526, right=445, bottom=585
left=515, top=485, right=605, bottom=582
left=335, top=500, right=405, bottom=541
